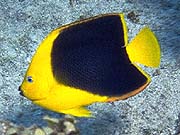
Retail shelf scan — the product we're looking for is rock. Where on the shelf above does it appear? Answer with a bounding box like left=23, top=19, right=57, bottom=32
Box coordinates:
left=6, top=127, right=18, bottom=135
left=34, top=128, right=45, bottom=135
left=63, top=121, right=76, bottom=134
left=42, top=127, right=54, bottom=135
left=43, top=115, right=59, bottom=124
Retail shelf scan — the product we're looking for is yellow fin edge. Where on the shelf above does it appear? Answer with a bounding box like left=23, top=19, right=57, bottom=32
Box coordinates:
left=119, top=13, right=128, bottom=46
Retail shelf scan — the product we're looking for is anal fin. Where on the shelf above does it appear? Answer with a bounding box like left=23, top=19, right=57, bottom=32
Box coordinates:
left=61, top=107, right=93, bottom=117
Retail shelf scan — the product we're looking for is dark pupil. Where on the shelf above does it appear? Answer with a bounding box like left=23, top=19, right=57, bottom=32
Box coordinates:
left=27, top=76, right=33, bottom=83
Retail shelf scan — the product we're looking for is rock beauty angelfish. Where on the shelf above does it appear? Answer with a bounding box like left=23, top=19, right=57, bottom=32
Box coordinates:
left=19, top=13, right=160, bottom=117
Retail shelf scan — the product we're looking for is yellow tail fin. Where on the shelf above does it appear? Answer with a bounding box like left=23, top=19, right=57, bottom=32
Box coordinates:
left=126, top=27, right=161, bottom=67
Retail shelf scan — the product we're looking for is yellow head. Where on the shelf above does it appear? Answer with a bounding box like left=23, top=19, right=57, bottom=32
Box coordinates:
left=20, top=62, right=52, bottom=101
left=19, top=29, right=60, bottom=101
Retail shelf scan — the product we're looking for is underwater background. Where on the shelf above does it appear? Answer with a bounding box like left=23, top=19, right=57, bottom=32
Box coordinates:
left=0, top=0, right=179, bottom=134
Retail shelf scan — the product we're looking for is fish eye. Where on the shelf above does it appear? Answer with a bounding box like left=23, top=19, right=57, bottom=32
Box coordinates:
left=26, top=76, right=33, bottom=83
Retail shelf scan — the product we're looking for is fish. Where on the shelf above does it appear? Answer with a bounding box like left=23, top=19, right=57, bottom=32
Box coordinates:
left=19, top=13, right=161, bottom=117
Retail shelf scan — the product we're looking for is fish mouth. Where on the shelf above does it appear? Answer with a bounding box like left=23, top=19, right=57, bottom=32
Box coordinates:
left=18, top=86, right=25, bottom=97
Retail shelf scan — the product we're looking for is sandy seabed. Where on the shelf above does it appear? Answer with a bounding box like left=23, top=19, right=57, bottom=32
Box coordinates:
left=0, top=0, right=180, bottom=135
